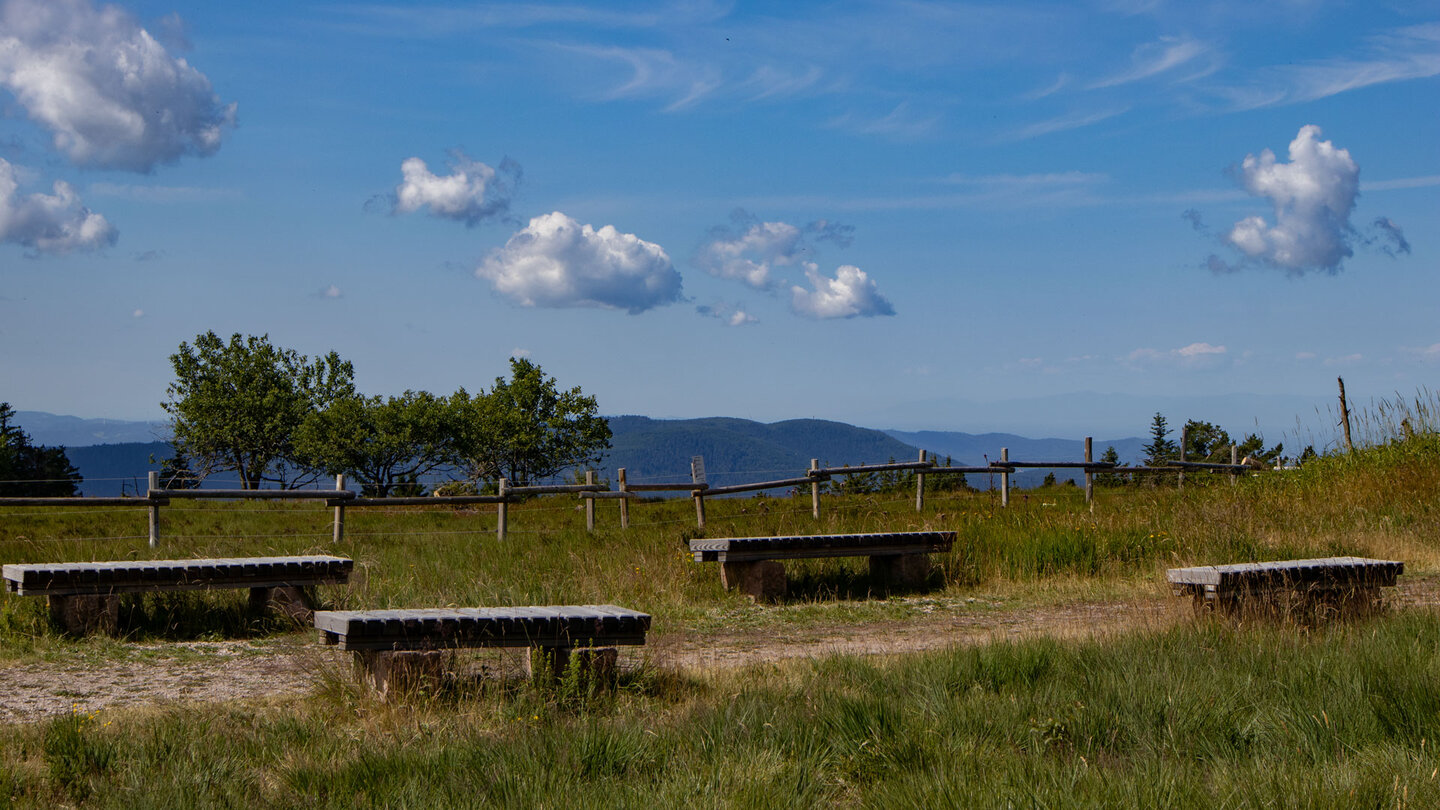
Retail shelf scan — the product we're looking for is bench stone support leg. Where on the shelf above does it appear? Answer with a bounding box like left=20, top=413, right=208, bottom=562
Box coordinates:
left=355, top=650, right=445, bottom=697
left=48, top=594, right=120, bottom=635
left=721, top=560, right=787, bottom=602
left=529, top=646, right=619, bottom=686
left=869, top=553, right=932, bottom=590
left=249, top=585, right=316, bottom=623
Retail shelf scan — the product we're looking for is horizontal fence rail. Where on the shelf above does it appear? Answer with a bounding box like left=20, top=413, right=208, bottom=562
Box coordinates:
left=0, top=434, right=1277, bottom=545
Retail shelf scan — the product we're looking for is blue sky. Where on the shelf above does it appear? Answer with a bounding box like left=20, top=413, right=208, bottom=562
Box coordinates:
left=1, top=0, right=1436, bottom=444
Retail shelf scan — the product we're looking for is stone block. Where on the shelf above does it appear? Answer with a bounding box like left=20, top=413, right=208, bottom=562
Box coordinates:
left=869, top=553, right=932, bottom=590
left=529, top=646, right=620, bottom=686
left=721, top=560, right=787, bottom=602
left=355, top=650, right=446, bottom=697
left=49, top=594, right=121, bottom=635
left=249, top=585, right=316, bottom=623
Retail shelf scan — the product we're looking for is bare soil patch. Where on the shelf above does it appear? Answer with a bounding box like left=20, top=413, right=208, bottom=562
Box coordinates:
left=3, top=576, right=1436, bottom=724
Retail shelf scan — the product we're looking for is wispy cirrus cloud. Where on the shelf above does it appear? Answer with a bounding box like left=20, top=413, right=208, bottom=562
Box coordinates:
left=1010, top=107, right=1129, bottom=140
left=1088, top=36, right=1215, bottom=89
left=1215, top=23, right=1440, bottom=110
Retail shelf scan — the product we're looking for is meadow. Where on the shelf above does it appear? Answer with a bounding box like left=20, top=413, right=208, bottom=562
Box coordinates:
left=0, top=403, right=1437, bottom=807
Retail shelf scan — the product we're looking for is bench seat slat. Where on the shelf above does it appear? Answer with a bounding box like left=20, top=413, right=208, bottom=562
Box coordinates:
left=313, top=605, right=652, bottom=651
left=1, top=555, right=353, bottom=596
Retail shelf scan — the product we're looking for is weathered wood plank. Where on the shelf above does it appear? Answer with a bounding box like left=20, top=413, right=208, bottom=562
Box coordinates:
left=3, top=555, right=353, bottom=596
left=313, top=605, right=652, bottom=651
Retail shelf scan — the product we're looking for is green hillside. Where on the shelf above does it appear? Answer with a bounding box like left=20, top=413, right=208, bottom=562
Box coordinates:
left=600, top=416, right=922, bottom=486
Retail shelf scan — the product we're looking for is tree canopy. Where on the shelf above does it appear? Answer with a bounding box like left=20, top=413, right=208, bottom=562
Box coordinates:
left=0, top=403, right=82, bottom=496
left=162, top=332, right=355, bottom=489
left=295, top=390, right=455, bottom=497
left=451, top=358, right=611, bottom=486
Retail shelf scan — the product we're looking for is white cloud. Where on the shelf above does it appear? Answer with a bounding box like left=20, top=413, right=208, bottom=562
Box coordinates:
left=1223, top=125, right=1361, bottom=274
left=1088, top=36, right=1213, bottom=89
left=694, top=210, right=853, bottom=290
left=131, top=308, right=143, bottom=318
left=1295, top=351, right=1317, bottom=361
left=1010, top=107, right=1129, bottom=140
left=392, top=152, right=518, bottom=226
left=1405, top=344, right=1440, bottom=362
left=321, top=285, right=342, bottom=299
left=1324, top=353, right=1364, bottom=366
left=790, top=264, right=894, bottom=319
left=0, top=0, right=236, bottom=172
left=477, top=211, right=682, bottom=314
left=1126, top=342, right=1228, bottom=368
left=0, top=158, right=117, bottom=254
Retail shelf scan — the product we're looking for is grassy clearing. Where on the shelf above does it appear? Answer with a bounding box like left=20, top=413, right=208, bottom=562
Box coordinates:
left=0, top=415, right=1436, bottom=805
left=2, top=612, right=1439, bottom=807
left=0, top=429, right=1437, bottom=649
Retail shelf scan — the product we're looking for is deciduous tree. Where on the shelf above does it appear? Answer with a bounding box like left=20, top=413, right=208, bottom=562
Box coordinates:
left=451, top=358, right=611, bottom=486
left=162, top=332, right=354, bottom=489
left=295, top=390, right=454, bottom=497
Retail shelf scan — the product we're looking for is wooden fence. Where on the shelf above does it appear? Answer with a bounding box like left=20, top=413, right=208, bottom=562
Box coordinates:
left=0, top=435, right=1265, bottom=547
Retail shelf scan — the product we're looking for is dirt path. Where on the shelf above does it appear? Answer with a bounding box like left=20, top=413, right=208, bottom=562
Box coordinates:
left=3, top=578, right=1436, bottom=724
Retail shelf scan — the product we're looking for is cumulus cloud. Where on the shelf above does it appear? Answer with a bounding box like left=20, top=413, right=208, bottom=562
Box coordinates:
left=320, top=285, right=342, bottom=299
left=790, top=264, right=894, bottom=319
left=694, top=209, right=853, bottom=290
left=0, top=0, right=236, bottom=172
left=1223, top=125, right=1360, bottom=274
left=389, top=151, right=519, bottom=226
left=477, top=211, right=682, bottom=314
left=0, top=158, right=117, bottom=254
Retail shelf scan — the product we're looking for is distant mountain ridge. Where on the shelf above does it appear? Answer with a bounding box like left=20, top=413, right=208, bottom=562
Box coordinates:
left=12, top=411, right=1148, bottom=497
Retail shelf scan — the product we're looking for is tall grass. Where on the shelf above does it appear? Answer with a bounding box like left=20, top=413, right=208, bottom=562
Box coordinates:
left=1, top=613, right=1438, bottom=807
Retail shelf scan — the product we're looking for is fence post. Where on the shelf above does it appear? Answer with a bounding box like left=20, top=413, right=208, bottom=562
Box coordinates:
left=1084, top=437, right=1093, bottom=506
left=810, top=458, right=821, bottom=520
left=915, top=449, right=926, bottom=513
left=147, top=470, right=160, bottom=548
left=1231, top=445, right=1239, bottom=486
left=333, top=474, right=346, bottom=544
left=617, top=468, right=629, bottom=530
left=497, top=478, right=508, bottom=541
left=693, top=490, right=706, bottom=530
left=1000, top=448, right=1009, bottom=508
left=585, top=470, right=595, bottom=533
left=1179, top=425, right=1188, bottom=490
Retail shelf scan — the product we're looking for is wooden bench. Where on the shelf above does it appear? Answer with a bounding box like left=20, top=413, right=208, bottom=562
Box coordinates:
left=313, top=604, right=651, bottom=694
left=2, top=555, right=353, bottom=634
left=689, top=531, right=955, bottom=601
left=1167, top=556, right=1403, bottom=620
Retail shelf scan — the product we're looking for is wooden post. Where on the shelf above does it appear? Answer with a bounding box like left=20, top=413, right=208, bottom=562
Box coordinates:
left=914, top=449, right=926, bottom=512
left=147, top=470, right=160, bottom=548
left=1179, top=425, right=1187, bottom=490
left=1230, top=445, right=1239, bottom=486
left=333, top=474, right=346, bottom=544
left=810, top=458, right=821, bottom=520
left=585, top=470, right=595, bottom=533
left=497, top=478, right=508, bottom=541
left=1084, top=437, right=1093, bottom=506
left=693, top=491, right=706, bottom=530
left=1338, top=376, right=1354, bottom=453
left=617, top=468, right=629, bottom=530
left=1000, top=448, right=1009, bottom=508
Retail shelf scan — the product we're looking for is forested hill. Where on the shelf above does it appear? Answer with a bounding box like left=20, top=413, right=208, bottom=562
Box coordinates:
left=599, top=416, right=921, bottom=487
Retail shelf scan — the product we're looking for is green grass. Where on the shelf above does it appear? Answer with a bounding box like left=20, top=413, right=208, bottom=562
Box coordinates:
left=2, top=613, right=1438, bottom=807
